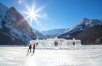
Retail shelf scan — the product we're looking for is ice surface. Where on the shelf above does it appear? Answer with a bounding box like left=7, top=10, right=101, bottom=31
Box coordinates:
left=0, top=45, right=102, bottom=66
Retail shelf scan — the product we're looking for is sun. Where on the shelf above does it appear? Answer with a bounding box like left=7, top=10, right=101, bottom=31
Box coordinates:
left=24, top=5, right=38, bottom=23
left=29, top=10, right=36, bottom=20
left=27, top=7, right=37, bottom=22
left=23, top=3, right=47, bottom=31
left=23, top=4, right=45, bottom=25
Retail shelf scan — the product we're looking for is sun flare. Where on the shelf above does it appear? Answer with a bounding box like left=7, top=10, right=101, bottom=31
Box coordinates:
left=27, top=8, right=37, bottom=21
left=23, top=4, right=46, bottom=25
left=23, top=3, right=47, bottom=31
left=24, top=5, right=38, bottom=23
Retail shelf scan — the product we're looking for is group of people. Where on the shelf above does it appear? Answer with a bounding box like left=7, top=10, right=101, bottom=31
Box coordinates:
left=27, top=42, right=38, bottom=56
left=28, top=43, right=36, bottom=53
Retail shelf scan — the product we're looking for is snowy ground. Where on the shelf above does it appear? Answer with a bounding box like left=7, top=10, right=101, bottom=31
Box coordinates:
left=0, top=45, right=102, bottom=66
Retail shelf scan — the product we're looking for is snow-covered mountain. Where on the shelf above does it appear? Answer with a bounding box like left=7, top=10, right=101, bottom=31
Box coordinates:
left=41, top=29, right=66, bottom=38
left=58, top=18, right=102, bottom=44
left=0, top=3, right=36, bottom=45
left=33, top=29, right=46, bottom=39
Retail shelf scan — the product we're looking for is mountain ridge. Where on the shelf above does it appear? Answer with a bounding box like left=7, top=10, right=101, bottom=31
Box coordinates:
left=58, top=18, right=102, bottom=44
left=41, top=28, right=66, bottom=38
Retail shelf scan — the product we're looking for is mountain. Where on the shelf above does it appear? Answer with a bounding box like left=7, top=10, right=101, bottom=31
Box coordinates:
left=41, top=29, right=66, bottom=38
left=33, top=29, right=46, bottom=39
left=58, top=18, right=102, bottom=44
left=0, top=3, right=36, bottom=45
left=75, top=25, right=102, bottom=45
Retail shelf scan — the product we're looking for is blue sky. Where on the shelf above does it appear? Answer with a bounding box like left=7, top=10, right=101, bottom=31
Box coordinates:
left=0, top=0, right=102, bottom=31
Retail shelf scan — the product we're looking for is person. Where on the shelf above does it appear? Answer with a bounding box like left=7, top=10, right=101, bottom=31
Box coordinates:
left=36, top=42, right=38, bottom=46
left=32, top=43, right=35, bottom=53
left=73, top=41, right=75, bottom=45
left=28, top=44, right=32, bottom=53
left=26, top=44, right=32, bottom=56
left=54, top=41, right=58, bottom=47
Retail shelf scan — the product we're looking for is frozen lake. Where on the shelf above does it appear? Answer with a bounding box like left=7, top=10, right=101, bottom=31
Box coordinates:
left=0, top=45, right=102, bottom=66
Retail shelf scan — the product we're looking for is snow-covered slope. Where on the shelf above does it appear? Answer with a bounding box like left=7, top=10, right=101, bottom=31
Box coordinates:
left=58, top=18, right=102, bottom=44
left=0, top=3, right=36, bottom=45
left=41, top=29, right=66, bottom=38
left=33, top=29, right=46, bottom=39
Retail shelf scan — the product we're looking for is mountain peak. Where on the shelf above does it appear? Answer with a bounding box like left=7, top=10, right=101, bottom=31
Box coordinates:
left=80, top=18, right=102, bottom=27
left=10, top=7, right=16, bottom=10
left=81, top=18, right=90, bottom=25
left=83, top=18, right=89, bottom=21
left=8, top=7, right=17, bottom=14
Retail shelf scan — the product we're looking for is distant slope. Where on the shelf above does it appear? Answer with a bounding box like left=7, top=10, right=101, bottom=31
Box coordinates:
left=41, top=29, right=66, bottom=38
left=0, top=3, right=36, bottom=45
left=58, top=18, right=102, bottom=44
left=33, top=29, right=46, bottom=39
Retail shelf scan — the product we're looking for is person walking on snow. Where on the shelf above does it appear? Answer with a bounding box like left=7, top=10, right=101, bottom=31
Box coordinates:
left=33, top=43, right=35, bottom=53
left=28, top=44, right=32, bottom=53
left=26, top=44, right=32, bottom=56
